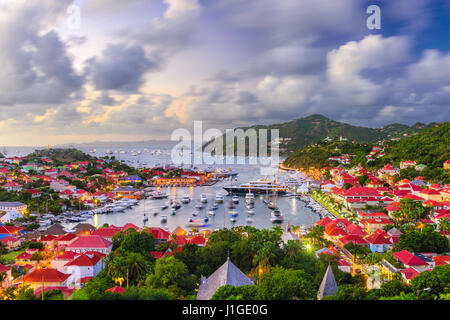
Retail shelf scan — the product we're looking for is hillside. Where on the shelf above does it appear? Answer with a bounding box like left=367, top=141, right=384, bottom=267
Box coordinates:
left=387, top=122, right=449, bottom=169
left=203, top=114, right=435, bottom=156
left=23, top=148, right=95, bottom=164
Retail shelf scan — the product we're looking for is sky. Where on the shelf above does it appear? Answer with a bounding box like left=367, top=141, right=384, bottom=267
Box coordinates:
left=0, top=0, right=449, bottom=146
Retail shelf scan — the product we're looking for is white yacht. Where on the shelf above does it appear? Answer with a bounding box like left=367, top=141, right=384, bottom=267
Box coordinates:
left=200, top=194, right=208, bottom=203
left=231, top=195, right=239, bottom=204
left=215, top=193, right=224, bottom=203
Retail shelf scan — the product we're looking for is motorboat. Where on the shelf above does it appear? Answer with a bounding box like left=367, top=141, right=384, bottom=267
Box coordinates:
left=270, top=212, right=283, bottom=223
left=268, top=201, right=277, bottom=210
left=150, top=191, right=168, bottom=199
left=208, top=204, right=219, bottom=211
left=171, top=210, right=177, bottom=216
left=246, top=217, right=254, bottom=223
left=181, top=196, right=191, bottom=204
left=247, top=209, right=255, bottom=215
left=153, top=211, right=159, bottom=216
left=143, top=214, right=148, bottom=223
left=230, top=217, right=237, bottom=223
left=208, top=210, right=215, bottom=216
left=203, top=216, right=209, bottom=223
left=224, top=180, right=288, bottom=195
left=200, top=194, right=208, bottom=203
left=215, top=194, right=224, bottom=203
left=170, top=200, right=181, bottom=209
left=192, top=211, right=199, bottom=217
left=232, top=196, right=239, bottom=203
left=195, top=203, right=204, bottom=210
left=160, top=204, right=168, bottom=210
left=161, top=215, right=168, bottom=223
left=245, top=193, right=255, bottom=203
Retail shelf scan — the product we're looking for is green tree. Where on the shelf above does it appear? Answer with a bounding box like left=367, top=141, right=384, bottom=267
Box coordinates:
left=257, top=267, right=316, bottom=300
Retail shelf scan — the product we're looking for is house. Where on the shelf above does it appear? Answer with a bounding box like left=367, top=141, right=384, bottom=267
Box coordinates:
left=189, top=235, right=207, bottom=247
left=55, top=233, right=78, bottom=247
left=400, top=267, right=422, bottom=284
left=400, top=161, right=416, bottom=170
left=0, top=225, right=24, bottom=239
left=0, top=201, right=27, bottom=214
left=64, top=252, right=106, bottom=288
left=196, top=258, right=254, bottom=300
left=73, top=223, right=96, bottom=236
left=337, top=259, right=352, bottom=273
left=338, top=235, right=369, bottom=247
left=366, top=231, right=392, bottom=253
left=363, top=218, right=394, bottom=233
left=392, top=250, right=430, bottom=271
left=42, top=224, right=67, bottom=236
left=21, top=268, right=70, bottom=290
left=2, top=182, right=23, bottom=192
left=40, top=234, right=58, bottom=248
left=91, top=227, right=120, bottom=241
left=0, top=236, right=21, bottom=249
left=147, top=227, right=171, bottom=245
left=15, top=252, right=33, bottom=265
left=418, top=189, right=442, bottom=202
left=0, top=211, right=23, bottom=223
left=50, top=251, right=78, bottom=272
left=66, top=235, right=112, bottom=254
left=0, top=264, right=12, bottom=288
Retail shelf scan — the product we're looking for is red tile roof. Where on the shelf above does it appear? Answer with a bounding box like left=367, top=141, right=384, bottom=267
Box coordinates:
left=91, top=227, right=120, bottom=238
left=66, top=235, right=111, bottom=249
left=189, top=235, right=206, bottom=245
left=105, top=286, right=125, bottom=294
left=365, top=233, right=392, bottom=245
left=392, top=250, right=428, bottom=266
left=432, top=255, right=450, bottom=266
left=401, top=267, right=420, bottom=280
left=23, top=268, right=70, bottom=283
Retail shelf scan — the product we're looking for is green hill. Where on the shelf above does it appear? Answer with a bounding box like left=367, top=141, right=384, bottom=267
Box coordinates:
left=203, top=114, right=435, bottom=156
left=387, top=122, right=449, bottom=169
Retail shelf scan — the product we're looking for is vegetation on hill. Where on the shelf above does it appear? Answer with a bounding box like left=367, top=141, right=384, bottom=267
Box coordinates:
left=203, top=114, right=436, bottom=156
left=283, top=140, right=372, bottom=169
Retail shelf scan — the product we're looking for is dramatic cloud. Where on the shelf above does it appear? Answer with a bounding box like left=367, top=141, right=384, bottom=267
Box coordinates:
left=86, top=44, right=159, bottom=92
left=0, top=0, right=449, bottom=146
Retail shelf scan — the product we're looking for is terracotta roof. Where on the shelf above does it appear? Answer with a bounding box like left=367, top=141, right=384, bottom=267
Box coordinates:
left=23, top=268, right=70, bottom=283
left=392, top=250, right=428, bottom=266
left=147, top=227, right=170, bottom=240
left=105, top=286, right=125, bottom=294
left=189, top=235, right=206, bottom=245
left=366, top=233, right=392, bottom=245
left=64, top=253, right=103, bottom=267
left=91, top=227, right=120, bottom=238
left=66, top=235, right=112, bottom=249
left=432, top=255, right=450, bottom=266
left=0, top=264, right=10, bottom=272
left=401, top=267, right=421, bottom=280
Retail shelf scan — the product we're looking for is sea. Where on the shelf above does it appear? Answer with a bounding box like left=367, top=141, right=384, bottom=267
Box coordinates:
left=2, top=144, right=321, bottom=231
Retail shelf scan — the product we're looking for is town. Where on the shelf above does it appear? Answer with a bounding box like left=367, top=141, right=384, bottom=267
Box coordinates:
left=0, top=137, right=448, bottom=300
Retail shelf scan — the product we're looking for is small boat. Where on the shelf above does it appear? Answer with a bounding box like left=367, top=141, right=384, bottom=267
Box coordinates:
left=200, top=194, right=208, bottom=203
left=204, top=217, right=209, bottom=223
left=245, top=193, right=255, bottom=204
left=246, top=217, right=254, bottom=223
left=181, top=196, right=190, bottom=204
left=153, top=211, right=158, bottom=216
left=227, top=202, right=235, bottom=209
left=268, top=201, right=277, bottom=210
left=143, top=214, right=148, bottom=223
left=230, top=217, right=237, bottom=223
left=161, top=215, right=168, bottom=223
left=215, top=194, right=224, bottom=203
left=232, top=196, right=239, bottom=203
left=270, top=212, right=283, bottom=223
left=273, top=208, right=281, bottom=216
left=208, top=204, right=219, bottom=211
left=171, top=210, right=177, bottom=216
left=230, top=210, right=238, bottom=217
left=208, top=210, right=215, bottom=216
left=195, top=203, right=204, bottom=210
left=192, top=211, right=199, bottom=217
left=170, top=200, right=181, bottom=209
left=247, top=209, right=255, bottom=215
left=160, top=204, right=168, bottom=210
